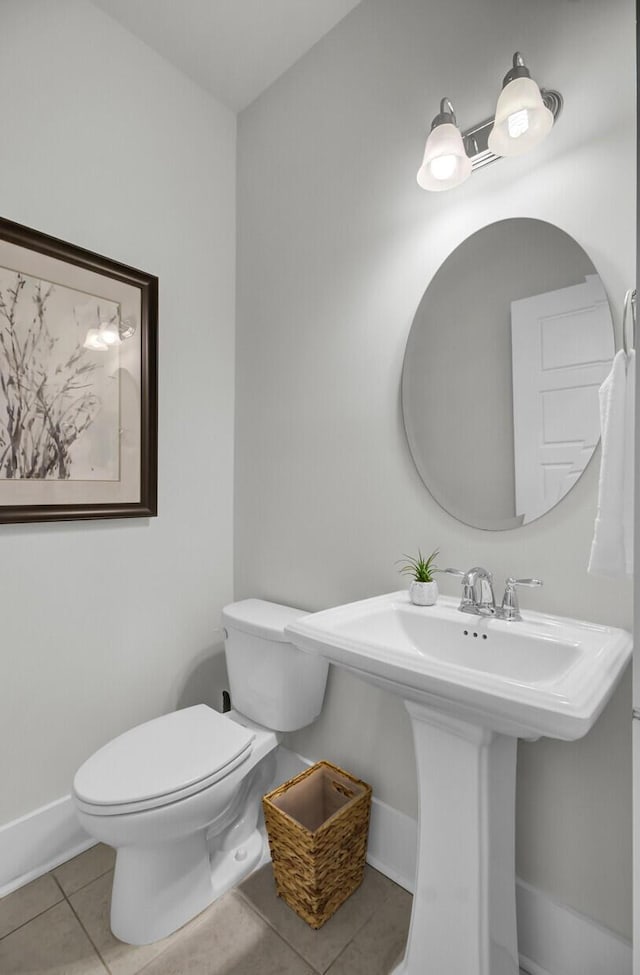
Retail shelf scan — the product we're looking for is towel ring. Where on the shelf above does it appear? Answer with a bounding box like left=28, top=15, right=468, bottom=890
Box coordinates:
left=622, top=288, right=636, bottom=356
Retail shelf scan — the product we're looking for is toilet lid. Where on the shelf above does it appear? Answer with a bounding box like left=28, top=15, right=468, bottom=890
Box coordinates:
left=73, top=705, right=254, bottom=807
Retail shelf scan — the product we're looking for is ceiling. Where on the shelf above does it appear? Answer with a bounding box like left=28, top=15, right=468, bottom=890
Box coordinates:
left=90, top=0, right=363, bottom=112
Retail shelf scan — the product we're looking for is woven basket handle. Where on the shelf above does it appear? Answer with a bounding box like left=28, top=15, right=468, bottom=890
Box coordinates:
left=331, top=779, right=356, bottom=800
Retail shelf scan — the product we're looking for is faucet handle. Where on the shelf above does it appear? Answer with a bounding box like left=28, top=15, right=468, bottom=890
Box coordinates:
left=441, top=567, right=465, bottom=576
left=501, top=577, right=543, bottom=621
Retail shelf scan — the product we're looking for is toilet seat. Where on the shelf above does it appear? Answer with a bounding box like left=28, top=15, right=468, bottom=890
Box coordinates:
left=74, top=705, right=255, bottom=816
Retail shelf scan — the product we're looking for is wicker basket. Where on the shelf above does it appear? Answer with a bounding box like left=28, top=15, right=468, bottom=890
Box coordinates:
left=262, top=761, right=372, bottom=929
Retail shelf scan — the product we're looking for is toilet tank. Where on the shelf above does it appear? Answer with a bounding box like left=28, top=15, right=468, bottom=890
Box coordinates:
left=222, top=599, right=329, bottom=732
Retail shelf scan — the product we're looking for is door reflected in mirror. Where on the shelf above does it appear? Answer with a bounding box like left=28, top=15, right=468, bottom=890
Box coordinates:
left=402, top=219, right=614, bottom=530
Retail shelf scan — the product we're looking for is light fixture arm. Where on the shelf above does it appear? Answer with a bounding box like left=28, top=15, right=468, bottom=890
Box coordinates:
left=430, top=98, right=457, bottom=130
left=501, top=51, right=531, bottom=87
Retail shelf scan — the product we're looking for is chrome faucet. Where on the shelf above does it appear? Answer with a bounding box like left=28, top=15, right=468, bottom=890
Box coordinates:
left=443, top=567, right=542, bottom=621
left=443, top=566, right=496, bottom=616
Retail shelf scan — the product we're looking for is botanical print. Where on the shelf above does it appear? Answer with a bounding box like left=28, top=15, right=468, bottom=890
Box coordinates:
left=0, top=266, right=120, bottom=481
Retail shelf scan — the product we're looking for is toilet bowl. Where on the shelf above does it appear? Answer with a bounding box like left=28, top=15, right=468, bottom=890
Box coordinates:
left=72, top=599, right=329, bottom=946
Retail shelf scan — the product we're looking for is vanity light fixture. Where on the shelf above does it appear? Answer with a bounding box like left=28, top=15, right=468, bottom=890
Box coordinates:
left=82, top=314, right=137, bottom=351
left=416, top=99, right=472, bottom=192
left=417, top=52, right=562, bottom=191
left=488, top=53, right=554, bottom=156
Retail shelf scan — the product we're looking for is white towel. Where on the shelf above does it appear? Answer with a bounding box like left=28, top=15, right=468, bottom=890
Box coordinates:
left=588, top=349, right=635, bottom=577
left=623, top=350, right=635, bottom=573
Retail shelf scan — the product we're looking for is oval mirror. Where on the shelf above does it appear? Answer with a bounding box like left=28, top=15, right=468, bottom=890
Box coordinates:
left=402, top=218, right=614, bottom=530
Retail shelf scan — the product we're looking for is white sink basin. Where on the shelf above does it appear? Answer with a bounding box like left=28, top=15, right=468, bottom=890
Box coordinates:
left=286, top=590, right=631, bottom=740
left=286, top=590, right=631, bottom=975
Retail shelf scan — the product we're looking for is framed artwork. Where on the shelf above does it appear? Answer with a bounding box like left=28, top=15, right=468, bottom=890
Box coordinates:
left=0, top=217, right=158, bottom=523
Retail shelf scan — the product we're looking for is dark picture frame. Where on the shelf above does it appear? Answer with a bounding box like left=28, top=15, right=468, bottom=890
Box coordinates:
left=0, top=217, right=158, bottom=524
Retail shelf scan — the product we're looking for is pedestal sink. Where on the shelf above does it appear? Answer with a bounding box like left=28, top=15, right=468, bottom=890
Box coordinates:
left=285, top=591, right=631, bottom=975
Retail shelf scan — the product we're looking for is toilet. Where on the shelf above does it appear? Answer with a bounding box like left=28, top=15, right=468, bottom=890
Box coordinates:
left=72, top=599, right=328, bottom=946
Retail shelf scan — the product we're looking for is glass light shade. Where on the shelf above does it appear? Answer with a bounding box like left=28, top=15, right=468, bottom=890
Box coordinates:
left=99, top=321, right=121, bottom=346
left=83, top=328, right=108, bottom=351
left=417, top=122, right=472, bottom=192
left=487, top=77, right=554, bottom=157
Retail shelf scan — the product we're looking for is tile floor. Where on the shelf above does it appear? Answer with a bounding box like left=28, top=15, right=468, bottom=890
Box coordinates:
left=0, top=845, right=531, bottom=974
left=0, top=845, right=412, bottom=974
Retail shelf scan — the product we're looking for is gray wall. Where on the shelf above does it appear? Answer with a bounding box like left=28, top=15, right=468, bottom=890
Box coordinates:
left=0, top=0, right=236, bottom=824
left=236, top=0, right=635, bottom=939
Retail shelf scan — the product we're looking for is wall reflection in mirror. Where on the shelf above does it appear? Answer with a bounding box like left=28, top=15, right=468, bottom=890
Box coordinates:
left=402, top=218, right=614, bottom=531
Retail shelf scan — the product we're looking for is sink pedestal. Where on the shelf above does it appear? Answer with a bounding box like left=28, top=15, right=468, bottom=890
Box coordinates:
left=392, top=701, right=519, bottom=975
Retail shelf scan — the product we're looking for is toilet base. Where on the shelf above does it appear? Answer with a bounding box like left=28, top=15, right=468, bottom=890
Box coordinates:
left=111, top=828, right=264, bottom=945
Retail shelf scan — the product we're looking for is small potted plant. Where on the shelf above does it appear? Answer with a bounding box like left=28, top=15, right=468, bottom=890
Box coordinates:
left=397, top=549, right=439, bottom=606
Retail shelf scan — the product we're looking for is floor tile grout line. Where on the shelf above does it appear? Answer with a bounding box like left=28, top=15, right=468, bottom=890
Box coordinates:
left=54, top=864, right=115, bottom=899
left=233, top=886, right=299, bottom=945
left=69, top=914, right=112, bottom=975
left=324, top=919, right=409, bottom=975
left=129, top=930, right=195, bottom=975
left=131, top=915, right=224, bottom=975
left=318, top=887, right=404, bottom=975
left=0, top=894, right=65, bottom=943
left=323, top=934, right=359, bottom=975
left=131, top=896, right=232, bottom=975
left=59, top=875, right=113, bottom=974
left=233, top=889, right=327, bottom=974
left=332, top=884, right=396, bottom=959
left=51, top=874, right=66, bottom=899
left=135, top=951, right=161, bottom=975
left=234, top=881, right=394, bottom=975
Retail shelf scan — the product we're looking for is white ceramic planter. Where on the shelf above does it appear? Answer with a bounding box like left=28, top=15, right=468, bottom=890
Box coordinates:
left=409, top=580, right=438, bottom=606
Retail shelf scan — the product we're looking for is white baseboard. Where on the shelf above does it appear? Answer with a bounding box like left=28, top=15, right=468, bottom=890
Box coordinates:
left=2, top=749, right=632, bottom=975
left=0, top=795, right=93, bottom=898
left=275, top=748, right=632, bottom=975
left=365, top=797, right=418, bottom=894
left=518, top=958, right=552, bottom=975
left=516, top=877, right=632, bottom=975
